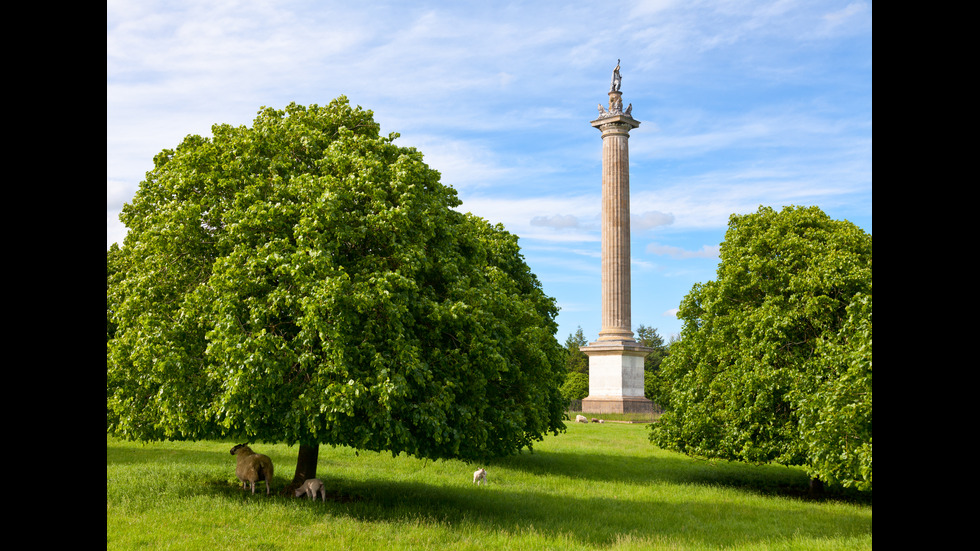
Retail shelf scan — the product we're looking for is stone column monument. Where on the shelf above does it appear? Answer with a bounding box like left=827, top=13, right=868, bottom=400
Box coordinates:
left=581, top=61, right=655, bottom=415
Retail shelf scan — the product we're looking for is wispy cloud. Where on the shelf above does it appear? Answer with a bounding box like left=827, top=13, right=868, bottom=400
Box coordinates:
left=633, top=211, right=675, bottom=230
left=531, top=214, right=582, bottom=229
left=647, top=242, right=720, bottom=259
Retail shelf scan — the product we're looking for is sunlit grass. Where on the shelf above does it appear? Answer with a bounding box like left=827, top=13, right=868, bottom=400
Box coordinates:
left=107, top=423, right=870, bottom=550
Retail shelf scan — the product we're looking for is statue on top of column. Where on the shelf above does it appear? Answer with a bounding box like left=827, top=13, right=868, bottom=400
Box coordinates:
left=610, top=59, right=622, bottom=92
left=595, top=60, right=636, bottom=120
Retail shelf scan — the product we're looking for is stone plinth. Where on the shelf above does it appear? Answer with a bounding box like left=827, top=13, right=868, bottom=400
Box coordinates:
left=580, top=341, right=654, bottom=414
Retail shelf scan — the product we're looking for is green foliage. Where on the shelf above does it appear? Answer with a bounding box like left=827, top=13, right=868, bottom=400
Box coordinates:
left=106, top=243, right=125, bottom=342
left=792, top=294, right=872, bottom=491
left=107, top=98, right=566, bottom=462
left=635, top=324, right=667, bottom=402
left=564, top=326, right=589, bottom=374
left=559, top=327, right=589, bottom=402
left=560, top=372, right=589, bottom=402
left=650, top=205, right=872, bottom=490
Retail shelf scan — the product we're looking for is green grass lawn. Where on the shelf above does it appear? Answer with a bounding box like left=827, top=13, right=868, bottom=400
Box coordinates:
left=107, top=422, right=871, bottom=550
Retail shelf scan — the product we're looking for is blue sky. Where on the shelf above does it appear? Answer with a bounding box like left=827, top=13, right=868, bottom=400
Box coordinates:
left=107, top=0, right=872, bottom=344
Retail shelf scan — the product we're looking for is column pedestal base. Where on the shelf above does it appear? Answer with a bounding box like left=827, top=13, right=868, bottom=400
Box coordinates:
left=581, top=395, right=654, bottom=414
left=580, top=340, right=654, bottom=415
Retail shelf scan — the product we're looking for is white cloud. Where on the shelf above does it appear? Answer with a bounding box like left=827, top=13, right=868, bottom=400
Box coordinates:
left=646, top=242, right=720, bottom=259
left=459, top=195, right=602, bottom=243
left=633, top=210, right=675, bottom=230
left=531, top=214, right=581, bottom=229
left=400, top=134, right=515, bottom=191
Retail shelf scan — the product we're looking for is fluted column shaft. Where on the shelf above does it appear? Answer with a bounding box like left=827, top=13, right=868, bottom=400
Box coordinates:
left=591, top=106, right=640, bottom=343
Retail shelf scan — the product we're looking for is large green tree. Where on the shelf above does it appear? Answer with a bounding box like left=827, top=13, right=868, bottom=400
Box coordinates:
left=107, top=98, right=566, bottom=489
left=650, top=206, right=871, bottom=491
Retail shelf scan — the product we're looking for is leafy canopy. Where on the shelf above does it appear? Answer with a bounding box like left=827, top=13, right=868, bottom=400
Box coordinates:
left=107, top=98, right=566, bottom=462
left=635, top=324, right=668, bottom=402
left=560, top=327, right=589, bottom=402
left=650, top=205, right=871, bottom=490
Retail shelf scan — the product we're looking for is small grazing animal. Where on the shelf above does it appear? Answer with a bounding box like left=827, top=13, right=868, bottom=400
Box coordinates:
left=575, top=415, right=588, bottom=423
left=473, top=468, right=487, bottom=485
left=294, top=478, right=325, bottom=501
left=230, top=443, right=274, bottom=495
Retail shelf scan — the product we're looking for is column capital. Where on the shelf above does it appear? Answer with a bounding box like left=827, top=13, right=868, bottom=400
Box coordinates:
left=590, top=114, right=641, bottom=131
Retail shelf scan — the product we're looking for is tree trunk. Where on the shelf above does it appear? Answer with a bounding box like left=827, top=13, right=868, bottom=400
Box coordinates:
left=808, top=477, right=824, bottom=498
left=288, top=443, right=319, bottom=494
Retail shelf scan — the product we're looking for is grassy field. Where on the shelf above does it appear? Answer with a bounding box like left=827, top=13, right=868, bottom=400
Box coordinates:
left=107, top=422, right=871, bottom=550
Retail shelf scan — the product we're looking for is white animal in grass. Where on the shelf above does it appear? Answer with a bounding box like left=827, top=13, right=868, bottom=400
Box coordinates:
left=294, top=478, right=325, bottom=501
left=473, top=468, right=487, bottom=485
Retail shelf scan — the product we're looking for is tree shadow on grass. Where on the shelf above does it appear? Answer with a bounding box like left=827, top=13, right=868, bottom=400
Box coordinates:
left=323, top=477, right=870, bottom=549
left=497, top=446, right=871, bottom=505
left=107, top=443, right=303, bottom=500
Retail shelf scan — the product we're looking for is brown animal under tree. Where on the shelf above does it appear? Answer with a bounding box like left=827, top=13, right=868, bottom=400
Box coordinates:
left=230, top=444, right=274, bottom=495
